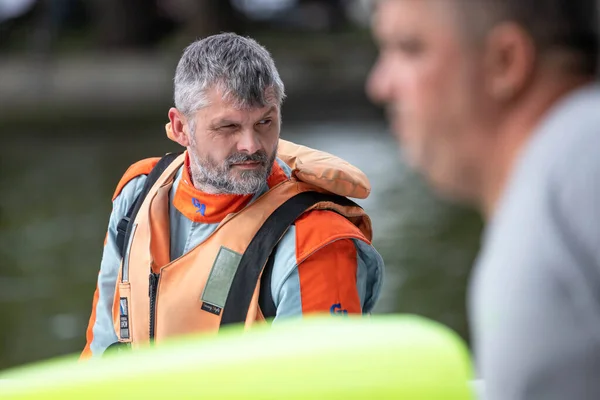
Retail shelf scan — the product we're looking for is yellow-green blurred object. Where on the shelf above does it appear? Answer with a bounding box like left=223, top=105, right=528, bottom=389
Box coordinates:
left=0, top=315, right=474, bottom=399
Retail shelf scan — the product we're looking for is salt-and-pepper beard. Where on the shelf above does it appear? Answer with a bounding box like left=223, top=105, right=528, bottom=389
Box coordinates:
left=187, top=136, right=277, bottom=195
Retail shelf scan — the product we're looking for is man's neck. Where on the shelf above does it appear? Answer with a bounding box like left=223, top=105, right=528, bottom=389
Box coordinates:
left=481, top=74, right=593, bottom=219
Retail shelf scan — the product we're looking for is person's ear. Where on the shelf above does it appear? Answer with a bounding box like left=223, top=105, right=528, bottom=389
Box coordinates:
left=168, top=108, right=191, bottom=147
left=483, top=22, right=536, bottom=102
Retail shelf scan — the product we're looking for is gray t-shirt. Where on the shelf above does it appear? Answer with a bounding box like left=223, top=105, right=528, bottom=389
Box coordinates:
left=470, top=83, right=600, bottom=400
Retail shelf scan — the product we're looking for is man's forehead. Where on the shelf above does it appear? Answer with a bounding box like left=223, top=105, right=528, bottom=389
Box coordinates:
left=372, top=0, right=459, bottom=40
left=204, top=86, right=278, bottom=112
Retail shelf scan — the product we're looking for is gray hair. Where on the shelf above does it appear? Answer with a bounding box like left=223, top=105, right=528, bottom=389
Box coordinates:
left=455, top=0, right=599, bottom=75
left=174, top=32, right=286, bottom=118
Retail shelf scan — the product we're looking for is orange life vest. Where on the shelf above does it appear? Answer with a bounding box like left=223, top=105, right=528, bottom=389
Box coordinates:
left=112, top=139, right=373, bottom=348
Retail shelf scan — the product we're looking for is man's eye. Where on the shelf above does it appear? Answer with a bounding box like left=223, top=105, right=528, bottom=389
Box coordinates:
left=258, top=119, right=272, bottom=126
left=397, top=39, right=424, bottom=56
left=220, top=124, right=236, bottom=129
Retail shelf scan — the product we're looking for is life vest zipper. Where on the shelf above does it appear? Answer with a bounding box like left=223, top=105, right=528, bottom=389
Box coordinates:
left=149, top=272, right=160, bottom=340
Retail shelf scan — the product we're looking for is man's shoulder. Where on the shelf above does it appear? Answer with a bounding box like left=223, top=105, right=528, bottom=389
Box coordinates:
left=293, top=209, right=369, bottom=261
left=482, top=86, right=600, bottom=281
left=528, top=84, right=600, bottom=171
left=502, top=85, right=600, bottom=207
left=295, top=209, right=367, bottom=240
left=111, top=157, right=161, bottom=201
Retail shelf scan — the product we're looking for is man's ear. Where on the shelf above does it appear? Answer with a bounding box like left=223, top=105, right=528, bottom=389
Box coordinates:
left=168, top=107, right=191, bottom=147
left=483, top=22, right=536, bottom=102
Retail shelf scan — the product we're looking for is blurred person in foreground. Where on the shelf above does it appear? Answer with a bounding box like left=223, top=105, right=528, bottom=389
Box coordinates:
left=81, top=32, right=384, bottom=359
left=366, top=0, right=600, bottom=399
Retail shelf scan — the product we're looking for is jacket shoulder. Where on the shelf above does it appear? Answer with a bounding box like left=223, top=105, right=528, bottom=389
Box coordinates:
left=111, top=157, right=160, bottom=201
left=294, top=209, right=369, bottom=263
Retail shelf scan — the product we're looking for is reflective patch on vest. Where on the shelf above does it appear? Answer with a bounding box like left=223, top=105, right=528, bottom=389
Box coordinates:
left=119, top=297, right=130, bottom=339
left=200, top=246, right=243, bottom=316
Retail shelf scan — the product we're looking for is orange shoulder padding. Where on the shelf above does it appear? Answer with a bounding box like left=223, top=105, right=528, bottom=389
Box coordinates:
left=112, top=158, right=161, bottom=201
left=295, top=209, right=370, bottom=264
left=277, top=139, right=371, bottom=200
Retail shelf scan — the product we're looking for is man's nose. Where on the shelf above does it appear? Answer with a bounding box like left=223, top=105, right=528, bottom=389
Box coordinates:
left=366, top=57, right=395, bottom=105
left=236, top=129, right=262, bottom=155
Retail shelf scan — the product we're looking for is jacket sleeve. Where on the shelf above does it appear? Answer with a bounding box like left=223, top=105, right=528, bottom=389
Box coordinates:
left=296, top=238, right=363, bottom=314
left=80, top=175, right=147, bottom=359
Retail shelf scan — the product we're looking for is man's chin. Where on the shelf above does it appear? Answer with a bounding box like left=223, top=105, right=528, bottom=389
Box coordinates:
left=232, top=166, right=266, bottom=178
left=226, top=171, right=266, bottom=191
left=420, top=168, right=479, bottom=208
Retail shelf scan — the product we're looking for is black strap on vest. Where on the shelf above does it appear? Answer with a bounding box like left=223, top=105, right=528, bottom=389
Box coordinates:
left=258, top=242, right=278, bottom=318
left=116, top=152, right=182, bottom=259
left=220, top=191, right=360, bottom=326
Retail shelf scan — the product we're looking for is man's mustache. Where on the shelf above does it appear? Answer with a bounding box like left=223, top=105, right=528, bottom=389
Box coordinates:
left=226, top=151, right=269, bottom=166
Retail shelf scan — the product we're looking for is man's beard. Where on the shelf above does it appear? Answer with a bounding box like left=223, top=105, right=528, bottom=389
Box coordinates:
left=188, top=146, right=277, bottom=195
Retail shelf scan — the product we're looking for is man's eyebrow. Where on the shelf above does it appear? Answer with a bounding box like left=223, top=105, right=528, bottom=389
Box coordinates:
left=259, top=106, right=277, bottom=119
